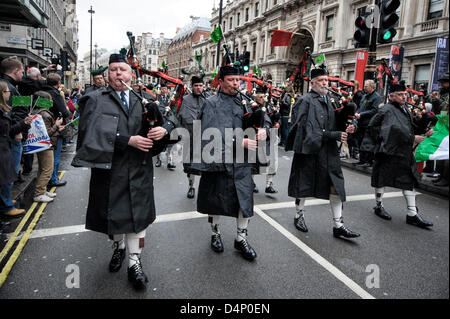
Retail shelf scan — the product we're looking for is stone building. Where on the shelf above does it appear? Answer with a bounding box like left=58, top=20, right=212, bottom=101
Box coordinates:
left=167, top=16, right=211, bottom=78
left=0, top=0, right=79, bottom=88
left=194, top=0, right=448, bottom=93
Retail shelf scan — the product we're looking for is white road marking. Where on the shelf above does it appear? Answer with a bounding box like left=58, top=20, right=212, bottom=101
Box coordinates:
left=6, top=191, right=409, bottom=241
left=254, top=206, right=375, bottom=299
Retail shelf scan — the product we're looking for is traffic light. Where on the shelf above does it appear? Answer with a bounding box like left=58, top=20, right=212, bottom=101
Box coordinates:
left=242, top=51, right=250, bottom=73
left=353, top=14, right=371, bottom=48
left=60, top=50, right=69, bottom=71
left=377, top=0, right=400, bottom=44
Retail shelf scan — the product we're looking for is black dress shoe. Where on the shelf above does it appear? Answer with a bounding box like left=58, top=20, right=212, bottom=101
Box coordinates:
left=187, top=187, right=195, bottom=199
left=48, top=180, right=67, bottom=187
left=155, top=158, right=161, bottom=167
left=406, top=213, right=433, bottom=228
left=374, top=205, right=392, bottom=220
left=167, top=163, right=176, bottom=170
left=265, top=184, right=278, bottom=194
left=333, top=225, right=360, bottom=239
left=109, top=242, right=126, bottom=272
left=234, top=239, right=257, bottom=261
left=294, top=214, right=308, bottom=232
left=127, top=260, right=148, bottom=290
left=211, top=233, right=224, bottom=253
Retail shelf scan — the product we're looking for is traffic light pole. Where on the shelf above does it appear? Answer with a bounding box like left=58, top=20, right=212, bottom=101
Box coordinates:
left=364, top=0, right=381, bottom=82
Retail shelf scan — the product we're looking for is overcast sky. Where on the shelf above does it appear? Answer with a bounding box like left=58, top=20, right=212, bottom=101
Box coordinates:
left=76, top=0, right=214, bottom=57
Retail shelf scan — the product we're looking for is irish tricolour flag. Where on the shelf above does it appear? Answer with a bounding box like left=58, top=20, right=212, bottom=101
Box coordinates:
left=415, top=113, right=449, bottom=162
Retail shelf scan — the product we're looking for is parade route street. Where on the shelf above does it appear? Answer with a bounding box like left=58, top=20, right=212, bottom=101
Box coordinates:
left=0, top=144, right=448, bottom=299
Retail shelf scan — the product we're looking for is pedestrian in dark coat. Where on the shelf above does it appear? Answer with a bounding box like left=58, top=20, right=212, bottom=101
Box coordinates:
left=82, top=66, right=107, bottom=96
left=367, top=83, right=434, bottom=228
left=177, top=75, right=208, bottom=199
left=71, top=54, right=175, bottom=290
left=287, top=68, right=360, bottom=239
left=192, top=65, right=268, bottom=261
left=354, top=80, right=382, bottom=166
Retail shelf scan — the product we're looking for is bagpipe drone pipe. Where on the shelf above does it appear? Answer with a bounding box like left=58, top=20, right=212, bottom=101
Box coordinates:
left=408, top=103, right=438, bottom=135
left=326, top=88, right=357, bottom=132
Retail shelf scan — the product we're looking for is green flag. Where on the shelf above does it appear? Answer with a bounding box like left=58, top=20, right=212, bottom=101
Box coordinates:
left=415, top=113, right=449, bottom=162
left=162, top=60, right=166, bottom=69
left=12, top=96, right=32, bottom=108
left=34, top=97, right=53, bottom=110
left=212, top=66, right=219, bottom=79
left=315, top=53, right=326, bottom=65
left=210, top=26, right=223, bottom=43
left=72, top=117, right=79, bottom=127
left=253, top=65, right=262, bottom=77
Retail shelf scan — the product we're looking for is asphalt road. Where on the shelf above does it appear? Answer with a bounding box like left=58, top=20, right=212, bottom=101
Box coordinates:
left=0, top=142, right=448, bottom=300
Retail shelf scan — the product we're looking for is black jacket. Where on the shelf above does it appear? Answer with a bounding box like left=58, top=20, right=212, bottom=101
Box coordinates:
left=0, top=109, right=16, bottom=185
left=18, top=78, right=46, bottom=96
left=357, top=91, right=382, bottom=127
left=0, top=74, right=20, bottom=105
left=42, top=85, right=70, bottom=119
left=287, top=91, right=346, bottom=202
left=71, top=87, right=174, bottom=235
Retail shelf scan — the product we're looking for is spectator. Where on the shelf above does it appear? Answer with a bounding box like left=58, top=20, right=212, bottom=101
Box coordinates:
left=18, top=67, right=46, bottom=96
left=42, top=73, right=69, bottom=187
left=31, top=91, right=64, bottom=202
left=354, top=79, right=382, bottom=167
left=0, top=80, right=29, bottom=218
left=1, top=58, right=31, bottom=184
left=433, top=72, right=449, bottom=187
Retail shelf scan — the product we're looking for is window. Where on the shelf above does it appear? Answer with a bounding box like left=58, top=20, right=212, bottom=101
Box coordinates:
left=255, top=2, right=259, bottom=17
left=237, top=12, right=240, bottom=26
left=428, top=0, right=444, bottom=19
left=266, top=0, right=269, bottom=11
left=325, top=15, right=334, bottom=41
left=252, top=42, right=257, bottom=60
left=414, top=64, right=430, bottom=90
left=245, top=8, right=249, bottom=22
left=223, top=21, right=226, bottom=32
left=274, top=0, right=277, bottom=5
left=230, top=17, right=233, bottom=30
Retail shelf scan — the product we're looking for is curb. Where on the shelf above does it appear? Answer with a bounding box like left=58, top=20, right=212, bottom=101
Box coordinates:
left=341, top=159, right=449, bottom=198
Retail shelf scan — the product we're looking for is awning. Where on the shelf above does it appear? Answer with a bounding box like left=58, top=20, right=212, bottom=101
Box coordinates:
left=0, top=0, right=49, bottom=28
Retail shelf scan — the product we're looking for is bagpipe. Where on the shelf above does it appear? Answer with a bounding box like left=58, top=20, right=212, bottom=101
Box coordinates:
left=233, top=88, right=266, bottom=130
left=125, top=31, right=188, bottom=115
left=326, top=87, right=357, bottom=132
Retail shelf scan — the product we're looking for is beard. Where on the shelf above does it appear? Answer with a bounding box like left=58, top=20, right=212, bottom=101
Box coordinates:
left=312, top=85, right=328, bottom=96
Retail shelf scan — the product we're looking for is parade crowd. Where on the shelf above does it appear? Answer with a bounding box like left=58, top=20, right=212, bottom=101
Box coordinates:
left=0, top=52, right=449, bottom=291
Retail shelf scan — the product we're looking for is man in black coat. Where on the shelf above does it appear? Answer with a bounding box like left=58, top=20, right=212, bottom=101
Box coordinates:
left=354, top=80, right=382, bottom=167
left=72, top=54, right=175, bottom=290
left=192, top=65, right=267, bottom=261
left=83, top=66, right=107, bottom=95
left=177, top=75, right=208, bottom=199
left=42, top=72, right=70, bottom=187
left=367, top=83, right=434, bottom=228
left=287, top=68, right=360, bottom=239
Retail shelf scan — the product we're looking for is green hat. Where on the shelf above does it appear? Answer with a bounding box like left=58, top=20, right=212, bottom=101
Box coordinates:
left=91, top=65, right=108, bottom=76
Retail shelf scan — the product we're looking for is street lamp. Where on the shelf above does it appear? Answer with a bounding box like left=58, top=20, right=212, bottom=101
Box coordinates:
left=94, top=43, right=98, bottom=67
left=88, top=5, right=95, bottom=85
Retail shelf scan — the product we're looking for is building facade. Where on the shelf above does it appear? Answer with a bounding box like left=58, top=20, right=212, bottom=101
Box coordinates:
left=195, top=0, right=448, bottom=93
left=0, top=0, right=79, bottom=88
left=167, top=17, right=211, bottom=78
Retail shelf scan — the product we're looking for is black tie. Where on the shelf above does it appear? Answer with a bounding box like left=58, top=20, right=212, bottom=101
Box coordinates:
left=120, top=91, right=128, bottom=113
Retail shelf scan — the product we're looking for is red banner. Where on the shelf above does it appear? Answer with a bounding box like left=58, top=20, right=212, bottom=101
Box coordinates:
left=270, top=30, right=293, bottom=47
left=354, top=51, right=368, bottom=86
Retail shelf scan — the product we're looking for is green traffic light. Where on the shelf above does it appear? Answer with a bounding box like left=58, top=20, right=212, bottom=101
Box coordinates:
left=243, top=65, right=249, bottom=72
left=383, top=30, right=392, bottom=40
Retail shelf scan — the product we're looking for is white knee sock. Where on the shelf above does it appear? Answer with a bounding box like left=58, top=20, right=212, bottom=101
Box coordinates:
left=113, top=234, right=125, bottom=249
left=209, top=215, right=220, bottom=234
left=403, top=190, right=417, bottom=217
left=236, top=210, right=250, bottom=242
left=295, top=198, right=306, bottom=218
left=126, top=229, right=146, bottom=267
left=375, top=187, right=384, bottom=207
left=330, top=194, right=344, bottom=228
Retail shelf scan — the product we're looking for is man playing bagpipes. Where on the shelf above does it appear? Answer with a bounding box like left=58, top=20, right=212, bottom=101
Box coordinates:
left=286, top=67, right=361, bottom=239
left=177, top=75, right=210, bottom=199
left=252, top=85, right=280, bottom=194
left=72, top=53, right=176, bottom=290
left=155, top=81, right=177, bottom=169
left=83, top=66, right=108, bottom=95
left=191, top=65, right=267, bottom=261
left=367, top=83, right=436, bottom=228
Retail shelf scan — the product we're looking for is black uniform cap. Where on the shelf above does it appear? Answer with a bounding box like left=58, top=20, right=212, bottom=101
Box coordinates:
left=389, top=83, right=407, bottom=93
left=191, top=75, right=204, bottom=85
left=219, top=65, right=240, bottom=79
left=310, top=68, right=328, bottom=79
left=109, top=53, right=128, bottom=64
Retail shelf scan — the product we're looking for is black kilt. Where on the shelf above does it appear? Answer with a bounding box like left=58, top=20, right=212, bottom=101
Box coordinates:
left=371, top=153, right=419, bottom=190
